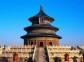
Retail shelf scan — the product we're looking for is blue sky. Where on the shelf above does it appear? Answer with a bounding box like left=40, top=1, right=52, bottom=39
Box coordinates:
left=0, top=0, right=84, bottom=46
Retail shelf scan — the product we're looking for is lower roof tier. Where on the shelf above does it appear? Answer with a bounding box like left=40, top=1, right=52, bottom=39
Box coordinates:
left=24, top=24, right=59, bottom=32
left=21, top=33, right=62, bottom=39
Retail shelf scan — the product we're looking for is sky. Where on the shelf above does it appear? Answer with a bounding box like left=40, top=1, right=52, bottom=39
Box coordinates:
left=0, top=0, right=84, bottom=46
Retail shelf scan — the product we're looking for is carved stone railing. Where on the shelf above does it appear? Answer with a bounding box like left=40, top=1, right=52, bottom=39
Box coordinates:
left=32, top=46, right=36, bottom=60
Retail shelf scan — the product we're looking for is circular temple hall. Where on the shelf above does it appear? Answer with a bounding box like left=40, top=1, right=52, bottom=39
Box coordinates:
left=21, top=6, right=61, bottom=48
left=0, top=6, right=84, bottom=62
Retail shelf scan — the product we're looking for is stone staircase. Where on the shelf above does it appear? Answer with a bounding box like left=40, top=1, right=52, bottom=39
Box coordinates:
left=34, top=48, right=49, bottom=62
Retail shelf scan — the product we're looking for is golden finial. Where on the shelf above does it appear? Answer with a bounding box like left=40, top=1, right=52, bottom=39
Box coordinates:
left=40, top=5, right=43, bottom=11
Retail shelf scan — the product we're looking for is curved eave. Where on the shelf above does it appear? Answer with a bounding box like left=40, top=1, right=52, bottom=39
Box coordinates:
left=29, top=16, right=54, bottom=22
left=21, top=34, right=62, bottom=39
left=24, top=25, right=59, bottom=32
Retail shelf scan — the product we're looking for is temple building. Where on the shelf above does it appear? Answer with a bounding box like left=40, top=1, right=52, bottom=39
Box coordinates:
left=21, top=6, right=61, bottom=48
left=0, top=6, right=84, bottom=62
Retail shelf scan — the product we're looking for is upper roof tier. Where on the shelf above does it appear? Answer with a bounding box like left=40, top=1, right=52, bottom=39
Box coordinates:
left=29, top=6, right=54, bottom=22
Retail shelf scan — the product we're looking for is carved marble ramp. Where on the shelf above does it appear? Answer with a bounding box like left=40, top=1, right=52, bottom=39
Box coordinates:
left=34, top=48, right=48, bottom=62
left=38, top=48, right=47, bottom=62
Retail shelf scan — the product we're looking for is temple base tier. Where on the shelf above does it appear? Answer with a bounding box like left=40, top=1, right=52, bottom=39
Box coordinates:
left=23, top=37, right=59, bottom=48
